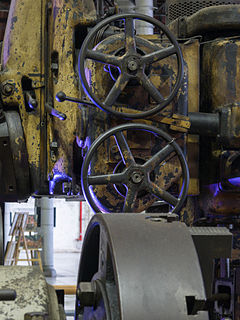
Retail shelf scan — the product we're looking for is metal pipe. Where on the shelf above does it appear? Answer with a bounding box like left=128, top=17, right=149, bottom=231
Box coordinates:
left=188, top=112, right=220, bottom=136
left=135, top=0, right=154, bottom=34
left=53, top=285, right=76, bottom=295
left=116, top=0, right=135, bottom=13
left=36, top=197, right=56, bottom=277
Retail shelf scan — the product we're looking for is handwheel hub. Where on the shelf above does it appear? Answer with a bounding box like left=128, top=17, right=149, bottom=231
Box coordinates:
left=130, top=170, right=144, bottom=184
left=127, top=59, right=138, bottom=71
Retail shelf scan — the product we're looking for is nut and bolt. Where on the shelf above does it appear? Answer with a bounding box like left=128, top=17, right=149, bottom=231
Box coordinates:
left=131, top=171, right=143, bottom=184
left=1, top=83, right=14, bottom=96
left=62, top=182, right=71, bottom=194
left=77, top=282, right=98, bottom=307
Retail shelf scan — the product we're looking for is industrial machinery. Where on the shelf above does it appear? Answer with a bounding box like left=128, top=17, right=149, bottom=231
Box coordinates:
left=2, top=0, right=240, bottom=318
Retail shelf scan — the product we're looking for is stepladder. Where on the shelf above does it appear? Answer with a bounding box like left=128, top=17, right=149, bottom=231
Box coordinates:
left=4, top=212, right=43, bottom=271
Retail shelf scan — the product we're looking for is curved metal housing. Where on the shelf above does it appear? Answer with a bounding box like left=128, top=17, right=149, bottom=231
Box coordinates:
left=77, top=213, right=209, bottom=319
left=165, top=0, right=240, bottom=23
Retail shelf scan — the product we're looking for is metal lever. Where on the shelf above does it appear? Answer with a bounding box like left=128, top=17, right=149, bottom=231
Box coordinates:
left=0, top=289, right=17, bottom=301
left=55, top=91, right=95, bottom=107
left=25, top=92, right=38, bottom=110
left=46, top=103, right=67, bottom=121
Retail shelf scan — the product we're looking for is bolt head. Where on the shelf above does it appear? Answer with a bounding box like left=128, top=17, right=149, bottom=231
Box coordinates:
left=77, top=282, right=96, bottom=307
left=131, top=171, right=143, bottom=184
left=127, top=60, right=138, bottom=71
left=2, top=83, right=14, bottom=96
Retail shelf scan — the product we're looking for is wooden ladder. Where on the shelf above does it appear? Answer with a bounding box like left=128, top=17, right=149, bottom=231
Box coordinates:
left=4, top=212, right=43, bottom=271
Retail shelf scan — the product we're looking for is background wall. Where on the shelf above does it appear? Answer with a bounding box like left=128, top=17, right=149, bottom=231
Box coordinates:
left=4, top=198, right=94, bottom=252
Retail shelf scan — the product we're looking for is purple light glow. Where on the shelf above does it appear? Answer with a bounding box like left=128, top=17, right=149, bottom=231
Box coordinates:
left=228, top=177, right=240, bottom=186
left=209, top=183, right=220, bottom=197
left=89, top=185, right=109, bottom=213
left=49, top=172, right=72, bottom=195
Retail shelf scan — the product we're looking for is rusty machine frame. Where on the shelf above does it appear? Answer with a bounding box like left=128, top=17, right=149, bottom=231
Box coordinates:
left=1, top=0, right=240, bottom=319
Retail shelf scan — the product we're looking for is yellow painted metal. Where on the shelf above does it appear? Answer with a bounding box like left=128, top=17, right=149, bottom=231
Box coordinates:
left=0, top=0, right=45, bottom=174
left=54, top=285, right=76, bottom=295
left=182, top=39, right=200, bottom=195
left=0, top=0, right=96, bottom=190
left=50, top=0, right=96, bottom=176
left=0, top=0, right=198, bottom=208
left=85, top=33, right=188, bottom=211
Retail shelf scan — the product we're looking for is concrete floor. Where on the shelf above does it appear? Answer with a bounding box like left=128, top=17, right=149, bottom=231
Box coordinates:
left=46, top=252, right=81, bottom=319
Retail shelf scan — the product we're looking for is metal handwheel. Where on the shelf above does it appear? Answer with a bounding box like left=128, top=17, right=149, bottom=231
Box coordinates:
left=81, top=123, right=189, bottom=213
left=78, top=13, right=184, bottom=119
left=75, top=213, right=208, bottom=320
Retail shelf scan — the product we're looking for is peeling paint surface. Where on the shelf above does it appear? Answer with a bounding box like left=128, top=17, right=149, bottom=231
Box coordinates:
left=0, top=266, right=50, bottom=319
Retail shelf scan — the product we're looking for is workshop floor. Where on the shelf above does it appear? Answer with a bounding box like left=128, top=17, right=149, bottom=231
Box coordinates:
left=46, top=252, right=81, bottom=319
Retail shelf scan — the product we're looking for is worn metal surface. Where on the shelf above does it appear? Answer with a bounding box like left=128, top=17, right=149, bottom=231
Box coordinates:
left=50, top=0, right=96, bottom=185
left=190, top=227, right=232, bottom=298
left=198, top=35, right=240, bottom=214
left=81, top=123, right=189, bottom=213
left=76, top=213, right=208, bottom=319
left=181, top=39, right=200, bottom=196
left=0, top=0, right=97, bottom=196
left=170, top=5, right=240, bottom=38
left=0, top=111, right=30, bottom=201
left=79, top=13, right=184, bottom=119
left=80, top=16, right=193, bottom=211
left=1, top=0, right=45, bottom=192
left=166, top=0, right=240, bottom=23
left=0, top=266, right=62, bottom=319
left=4, top=111, right=31, bottom=199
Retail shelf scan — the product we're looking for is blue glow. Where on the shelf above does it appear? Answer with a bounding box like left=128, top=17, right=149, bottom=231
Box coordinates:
left=209, top=183, right=220, bottom=197
left=49, top=172, right=72, bottom=195
left=228, top=177, right=240, bottom=186
left=104, top=64, right=121, bottom=82
left=89, top=185, right=109, bottom=213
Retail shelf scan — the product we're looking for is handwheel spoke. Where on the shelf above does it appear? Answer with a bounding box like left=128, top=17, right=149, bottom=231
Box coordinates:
left=123, top=187, right=138, bottom=212
left=86, top=49, right=121, bottom=66
left=142, top=45, right=176, bottom=65
left=125, top=17, right=136, bottom=53
left=139, top=73, right=165, bottom=103
left=149, top=182, right=178, bottom=206
left=88, top=172, right=126, bottom=185
left=143, top=143, right=175, bottom=171
left=104, top=73, right=130, bottom=107
left=114, top=131, right=135, bottom=167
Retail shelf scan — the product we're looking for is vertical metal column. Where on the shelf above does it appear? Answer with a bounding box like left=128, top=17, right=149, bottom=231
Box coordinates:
left=35, top=197, right=56, bottom=277
left=135, top=0, right=154, bottom=34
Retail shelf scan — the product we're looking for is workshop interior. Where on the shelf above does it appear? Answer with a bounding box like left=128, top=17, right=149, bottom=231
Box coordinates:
left=1, top=0, right=240, bottom=318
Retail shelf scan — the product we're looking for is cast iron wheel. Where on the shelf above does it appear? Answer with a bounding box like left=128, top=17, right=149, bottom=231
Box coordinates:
left=75, top=213, right=208, bottom=320
left=78, top=13, right=184, bottom=119
left=81, top=123, right=189, bottom=213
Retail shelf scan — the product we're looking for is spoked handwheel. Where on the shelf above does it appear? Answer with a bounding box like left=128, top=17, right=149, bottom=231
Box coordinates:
left=81, top=123, right=189, bottom=213
left=78, top=13, right=184, bottom=119
left=75, top=213, right=208, bottom=320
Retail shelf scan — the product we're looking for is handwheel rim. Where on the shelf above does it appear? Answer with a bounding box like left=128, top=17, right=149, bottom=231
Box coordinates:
left=79, top=13, right=184, bottom=119
left=81, top=123, right=189, bottom=213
